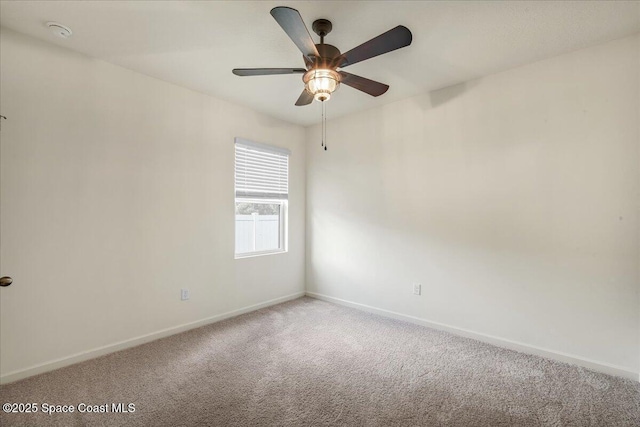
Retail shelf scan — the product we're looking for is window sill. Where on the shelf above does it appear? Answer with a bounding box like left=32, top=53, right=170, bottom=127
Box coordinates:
left=235, top=249, right=287, bottom=260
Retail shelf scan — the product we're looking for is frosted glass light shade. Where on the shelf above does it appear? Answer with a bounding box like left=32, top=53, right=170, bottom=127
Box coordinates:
left=304, top=69, right=340, bottom=102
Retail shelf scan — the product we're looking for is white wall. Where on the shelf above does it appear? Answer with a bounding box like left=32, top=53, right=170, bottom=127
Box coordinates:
left=0, top=28, right=305, bottom=381
left=306, top=34, right=640, bottom=378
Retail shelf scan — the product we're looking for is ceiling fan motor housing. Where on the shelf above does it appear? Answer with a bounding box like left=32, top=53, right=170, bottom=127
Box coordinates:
left=311, top=44, right=341, bottom=68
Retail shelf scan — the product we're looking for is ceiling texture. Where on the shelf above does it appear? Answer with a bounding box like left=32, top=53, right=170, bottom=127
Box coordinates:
left=1, top=1, right=639, bottom=126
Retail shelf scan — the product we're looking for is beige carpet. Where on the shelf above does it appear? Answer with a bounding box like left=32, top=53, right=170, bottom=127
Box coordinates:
left=1, top=297, right=639, bottom=426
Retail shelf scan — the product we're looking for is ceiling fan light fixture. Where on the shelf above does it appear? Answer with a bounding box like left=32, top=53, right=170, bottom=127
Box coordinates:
left=304, top=69, right=340, bottom=102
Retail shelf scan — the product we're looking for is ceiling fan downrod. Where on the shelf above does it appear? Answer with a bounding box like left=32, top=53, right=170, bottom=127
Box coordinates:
left=312, top=19, right=332, bottom=46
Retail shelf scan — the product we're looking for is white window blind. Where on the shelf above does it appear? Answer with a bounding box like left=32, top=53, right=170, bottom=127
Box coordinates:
left=235, top=138, right=290, bottom=200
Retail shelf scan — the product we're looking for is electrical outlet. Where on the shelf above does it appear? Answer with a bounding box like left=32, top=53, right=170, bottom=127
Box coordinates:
left=181, top=288, right=190, bottom=301
left=413, top=283, right=421, bottom=296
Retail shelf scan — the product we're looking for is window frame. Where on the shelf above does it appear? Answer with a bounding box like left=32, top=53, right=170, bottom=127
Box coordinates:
left=234, top=137, right=290, bottom=259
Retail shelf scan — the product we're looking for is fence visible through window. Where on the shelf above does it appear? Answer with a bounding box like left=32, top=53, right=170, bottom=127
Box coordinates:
left=235, top=214, right=280, bottom=254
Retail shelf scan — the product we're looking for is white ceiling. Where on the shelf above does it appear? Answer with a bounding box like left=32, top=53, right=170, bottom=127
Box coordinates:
left=1, top=1, right=639, bottom=126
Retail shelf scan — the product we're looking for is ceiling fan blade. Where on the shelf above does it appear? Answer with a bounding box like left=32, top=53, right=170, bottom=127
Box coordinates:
left=339, top=26, right=412, bottom=68
left=270, top=7, right=319, bottom=60
left=339, top=72, right=389, bottom=97
left=295, top=90, right=314, bottom=106
left=232, top=68, right=306, bottom=76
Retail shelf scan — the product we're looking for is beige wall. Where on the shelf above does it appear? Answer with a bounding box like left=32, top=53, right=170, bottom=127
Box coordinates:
left=2, top=26, right=638, bottom=383
left=306, top=35, right=640, bottom=377
left=0, top=28, right=305, bottom=381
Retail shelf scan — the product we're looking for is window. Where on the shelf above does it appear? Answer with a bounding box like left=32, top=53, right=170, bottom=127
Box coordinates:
left=234, top=138, right=289, bottom=257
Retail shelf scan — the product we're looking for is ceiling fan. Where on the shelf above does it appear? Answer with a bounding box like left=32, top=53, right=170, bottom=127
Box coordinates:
left=232, top=6, right=413, bottom=105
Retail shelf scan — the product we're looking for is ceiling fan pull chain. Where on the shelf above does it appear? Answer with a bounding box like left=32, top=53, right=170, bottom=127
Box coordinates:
left=320, top=102, right=327, bottom=150
left=323, top=101, right=327, bottom=151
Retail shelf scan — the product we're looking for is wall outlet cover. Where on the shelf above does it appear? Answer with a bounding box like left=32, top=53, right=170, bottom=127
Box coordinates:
left=413, top=283, right=421, bottom=295
left=181, top=289, right=190, bottom=301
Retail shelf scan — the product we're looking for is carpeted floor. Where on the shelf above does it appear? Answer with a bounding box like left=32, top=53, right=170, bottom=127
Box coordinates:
left=1, top=297, right=639, bottom=426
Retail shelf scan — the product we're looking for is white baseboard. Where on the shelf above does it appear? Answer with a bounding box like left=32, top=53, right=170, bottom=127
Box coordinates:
left=1, top=291, right=305, bottom=385
left=306, top=291, right=639, bottom=382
